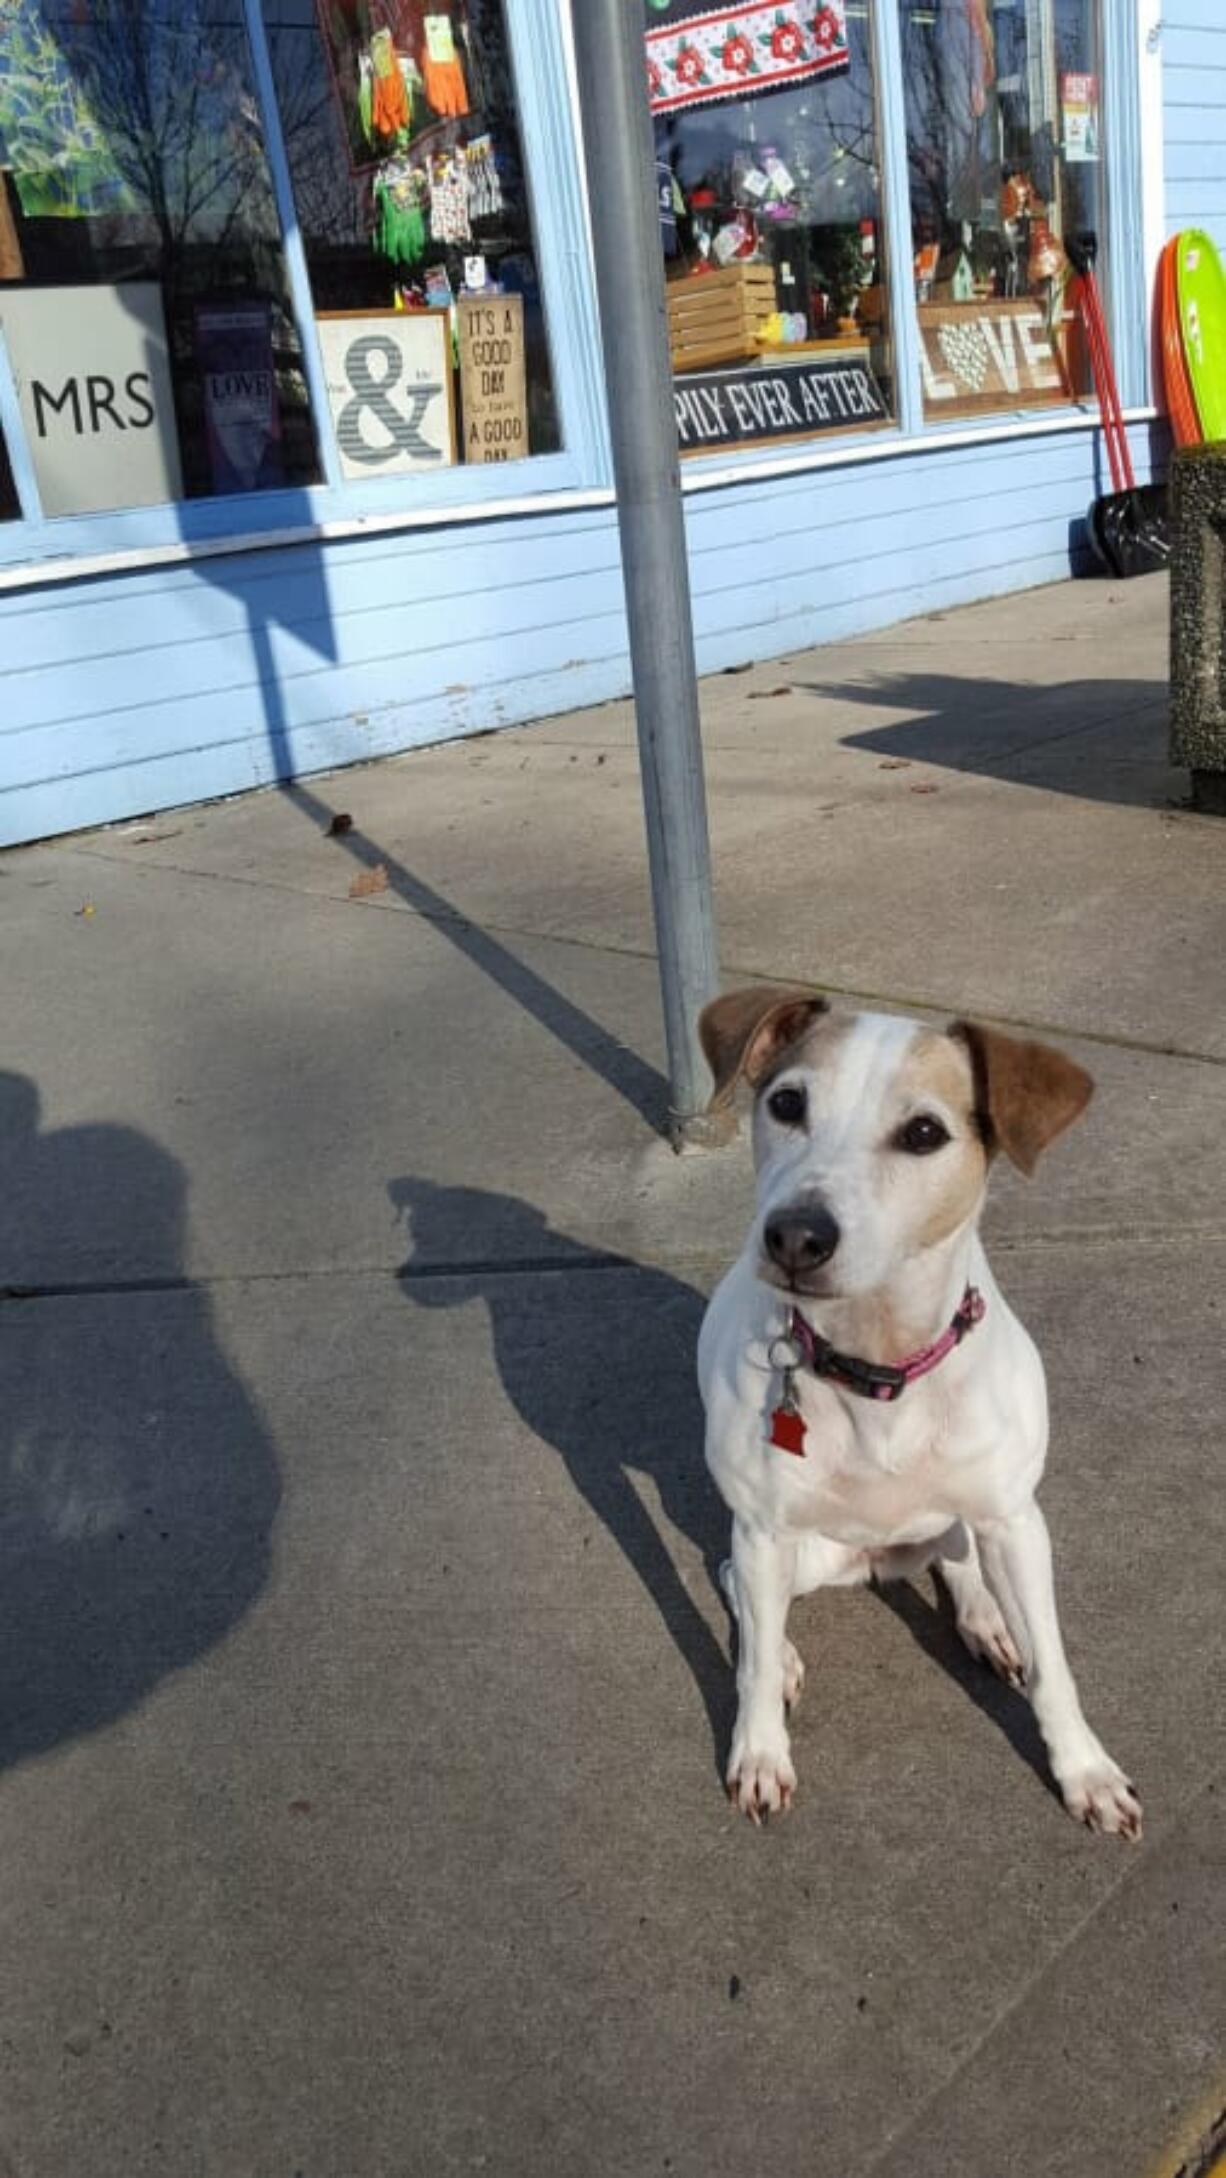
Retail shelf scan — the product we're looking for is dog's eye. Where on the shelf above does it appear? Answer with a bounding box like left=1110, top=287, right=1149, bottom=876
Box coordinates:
left=895, top=1113, right=950, bottom=1155
left=766, top=1084, right=807, bottom=1127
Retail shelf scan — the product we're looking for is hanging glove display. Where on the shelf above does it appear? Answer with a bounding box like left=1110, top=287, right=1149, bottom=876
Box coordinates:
left=368, top=27, right=411, bottom=139
left=464, top=134, right=504, bottom=223
left=427, top=148, right=471, bottom=244
left=373, top=156, right=428, bottom=265
left=421, top=13, right=469, bottom=119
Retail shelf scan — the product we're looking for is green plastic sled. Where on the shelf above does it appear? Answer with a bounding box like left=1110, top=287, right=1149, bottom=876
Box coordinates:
left=1176, top=228, right=1226, bottom=444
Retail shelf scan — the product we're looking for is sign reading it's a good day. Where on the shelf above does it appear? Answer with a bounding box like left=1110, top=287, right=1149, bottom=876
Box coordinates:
left=457, top=294, right=527, bottom=464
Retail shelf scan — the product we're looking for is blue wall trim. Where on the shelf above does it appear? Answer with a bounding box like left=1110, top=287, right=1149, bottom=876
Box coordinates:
left=1104, top=0, right=1147, bottom=411
left=869, top=0, right=923, bottom=438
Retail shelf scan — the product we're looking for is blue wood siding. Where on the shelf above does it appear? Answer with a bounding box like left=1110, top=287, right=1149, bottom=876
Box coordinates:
left=0, top=420, right=1159, bottom=847
left=1163, top=1, right=1226, bottom=249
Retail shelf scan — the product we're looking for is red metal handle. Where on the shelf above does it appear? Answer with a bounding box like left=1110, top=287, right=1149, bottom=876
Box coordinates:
left=1076, top=268, right=1134, bottom=494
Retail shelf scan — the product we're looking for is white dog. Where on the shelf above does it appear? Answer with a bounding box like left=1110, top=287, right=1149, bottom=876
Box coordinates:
left=696, top=986, right=1140, bottom=1839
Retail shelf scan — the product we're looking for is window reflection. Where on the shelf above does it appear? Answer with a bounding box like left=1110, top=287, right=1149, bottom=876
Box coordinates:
left=651, top=0, right=894, bottom=456
left=0, top=1, right=320, bottom=511
left=260, top=0, right=561, bottom=467
left=900, top=0, right=1104, bottom=417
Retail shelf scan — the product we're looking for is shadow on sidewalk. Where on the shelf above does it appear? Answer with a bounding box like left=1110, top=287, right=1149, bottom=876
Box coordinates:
left=798, top=670, right=1173, bottom=809
left=232, top=590, right=669, bottom=1133
left=391, top=1176, right=735, bottom=1768
left=0, top=1075, right=280, bottom=1771
left=280, top=767, right=669, bottom=1136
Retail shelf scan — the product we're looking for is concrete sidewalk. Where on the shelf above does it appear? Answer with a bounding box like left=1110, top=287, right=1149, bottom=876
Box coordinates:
left=2, top=575, right=1223, bottom=2178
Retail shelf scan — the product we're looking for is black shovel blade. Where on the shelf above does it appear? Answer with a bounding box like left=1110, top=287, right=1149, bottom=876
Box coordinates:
left=1086, top=482, right=1171, bottom=578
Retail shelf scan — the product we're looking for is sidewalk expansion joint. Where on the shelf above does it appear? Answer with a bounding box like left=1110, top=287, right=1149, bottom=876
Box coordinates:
left=4, top=1227, right=1225, bottom=1307
left=0, top=1254, right=642, bottom=1306
left=860, top=1772, right=1224, bottom=2178
left=50, top=842, right=1226, bottom=1071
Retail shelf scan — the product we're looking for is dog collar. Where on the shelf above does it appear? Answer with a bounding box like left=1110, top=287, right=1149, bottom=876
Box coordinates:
left=768, top=1286, right=986, bottom=1453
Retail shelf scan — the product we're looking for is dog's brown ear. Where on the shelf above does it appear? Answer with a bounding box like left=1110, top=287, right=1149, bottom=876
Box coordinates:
left=951, top=1021, right=1093, bottom=1176
left=700, top=985, right=828, bottom=1110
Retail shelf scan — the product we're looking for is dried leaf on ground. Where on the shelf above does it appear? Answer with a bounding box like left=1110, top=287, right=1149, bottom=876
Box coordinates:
left=348, top=863, right=388, bottom=898
left=909, top=782, right=940, bottom=795
left=878, top=758, right=912, bottom=770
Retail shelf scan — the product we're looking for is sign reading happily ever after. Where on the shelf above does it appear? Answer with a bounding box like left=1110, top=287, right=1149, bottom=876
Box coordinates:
left=674, top=355, right=887, bottom=451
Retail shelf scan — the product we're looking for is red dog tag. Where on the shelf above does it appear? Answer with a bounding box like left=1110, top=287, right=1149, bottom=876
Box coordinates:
left=769, top=1404, right=806, bottom=1455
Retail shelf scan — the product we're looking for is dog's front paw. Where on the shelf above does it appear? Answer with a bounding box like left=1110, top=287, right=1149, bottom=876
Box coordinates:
left=726, top=1726, right=796, bottom=1825
left=955, top=1597, right=1026, bottom=1690
left=1058, top=1752, right=1142, bottom=1840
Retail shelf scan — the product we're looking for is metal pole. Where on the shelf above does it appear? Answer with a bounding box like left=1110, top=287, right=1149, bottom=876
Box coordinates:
left=571, top=0, right=724, bottom=1145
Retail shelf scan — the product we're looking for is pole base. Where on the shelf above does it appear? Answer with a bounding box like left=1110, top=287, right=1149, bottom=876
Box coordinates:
left=667, top=1103, right=740, bottom=1152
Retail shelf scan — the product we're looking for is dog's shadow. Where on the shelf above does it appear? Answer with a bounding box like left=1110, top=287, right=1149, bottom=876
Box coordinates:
left=391, top=1179, right=1050, bottom=1791
left=391, top=1177, right=736, bottom=1765
left=875, top=1579, right=1052, bottom=1793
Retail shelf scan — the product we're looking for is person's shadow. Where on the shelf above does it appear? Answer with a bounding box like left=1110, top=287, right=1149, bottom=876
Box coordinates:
left=391, top=1177, right=737, bottom=1765
left=0, top=1074, right=280, bottom=1770
left=391, top=1177, right=1051, bottom=1792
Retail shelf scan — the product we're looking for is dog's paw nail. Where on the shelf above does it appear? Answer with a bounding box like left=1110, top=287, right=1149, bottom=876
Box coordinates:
left=958, top=1611, right=1026, bottom=1689
left=1062, top=1759, right=1143, bottom=1840
left=726, top=1746, right=797, bottom=1824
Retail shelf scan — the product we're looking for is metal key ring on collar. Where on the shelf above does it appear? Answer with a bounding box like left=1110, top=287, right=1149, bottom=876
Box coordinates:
left=768, top=1335, right=804, bottom=1373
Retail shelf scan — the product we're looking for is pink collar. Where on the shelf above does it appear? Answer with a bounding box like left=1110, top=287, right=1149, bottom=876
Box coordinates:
left=785, top=1286, right=986, bottom=1406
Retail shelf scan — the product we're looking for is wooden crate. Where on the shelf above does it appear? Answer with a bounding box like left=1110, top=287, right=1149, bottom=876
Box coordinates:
left=667, top=263, right=777, bottom=371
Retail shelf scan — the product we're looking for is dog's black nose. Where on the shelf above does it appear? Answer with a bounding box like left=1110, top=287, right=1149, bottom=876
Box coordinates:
left=763, top=1204, right=840, bottom=1276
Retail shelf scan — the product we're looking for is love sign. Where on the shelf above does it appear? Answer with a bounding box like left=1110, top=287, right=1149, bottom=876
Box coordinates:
left=917, top=301, right=1071, bottom=416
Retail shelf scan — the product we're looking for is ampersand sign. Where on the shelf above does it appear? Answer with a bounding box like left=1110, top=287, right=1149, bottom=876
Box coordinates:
left=335, top=334, right=444, bottom=466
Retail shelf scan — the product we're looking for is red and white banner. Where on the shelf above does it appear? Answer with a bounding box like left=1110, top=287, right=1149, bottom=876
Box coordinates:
left=646, top=3, right=849, bottom=116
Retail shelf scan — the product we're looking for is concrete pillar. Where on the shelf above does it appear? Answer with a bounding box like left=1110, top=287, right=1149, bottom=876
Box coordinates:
left=1170, top=443, right=1226, bottom=814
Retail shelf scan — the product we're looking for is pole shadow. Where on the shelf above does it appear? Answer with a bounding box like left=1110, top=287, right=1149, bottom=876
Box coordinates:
left=187, top=555, right=671, bottom=1136
left=0, top=1074, right=280, bottom=1771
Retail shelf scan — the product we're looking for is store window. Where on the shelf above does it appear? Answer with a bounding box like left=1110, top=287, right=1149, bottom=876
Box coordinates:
left=649, top=1, right=894, bottom=457
left=0, top=2, right=320, bottom=517
left=260, top=0, right=559, bottom=471
left=900, top=0, right=1103, bottom=418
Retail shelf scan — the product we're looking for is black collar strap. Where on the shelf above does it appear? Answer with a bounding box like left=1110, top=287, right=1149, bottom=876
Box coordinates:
left=787, top=1285, right=986, bottom=1404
